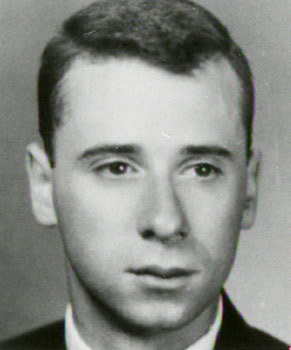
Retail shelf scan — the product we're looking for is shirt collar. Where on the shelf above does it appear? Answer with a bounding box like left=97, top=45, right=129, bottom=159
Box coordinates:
left=65, top=296, right=223, bottom=350
left=65, top=305, right=91, bottom=350
left=185, top=296, right=222, bottom=350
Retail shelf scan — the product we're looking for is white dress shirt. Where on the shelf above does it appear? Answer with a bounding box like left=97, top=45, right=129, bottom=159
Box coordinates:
left=65, top=297, right=223, bottom=350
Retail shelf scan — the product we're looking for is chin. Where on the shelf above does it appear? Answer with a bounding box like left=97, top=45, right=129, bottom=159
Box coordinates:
left=116, top=300, right=195, bottom=334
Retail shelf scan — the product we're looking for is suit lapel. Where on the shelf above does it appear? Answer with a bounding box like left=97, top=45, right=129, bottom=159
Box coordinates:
left=214, top=291, right=249, bottom=349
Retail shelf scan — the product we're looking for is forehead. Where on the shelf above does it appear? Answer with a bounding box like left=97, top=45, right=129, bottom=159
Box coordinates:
left=57, top=56, right=243, bottom=156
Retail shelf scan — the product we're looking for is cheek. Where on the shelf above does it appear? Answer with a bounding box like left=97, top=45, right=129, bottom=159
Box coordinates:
left=53, top=175, right=142, bottom=263
left=182, top=179, right=245, bottom=264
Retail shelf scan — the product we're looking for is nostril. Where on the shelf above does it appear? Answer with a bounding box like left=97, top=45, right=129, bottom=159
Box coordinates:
left=178, top=231, right=188, bottom=239
left=163, top=231, right=188, bottom=244
left=140, top=229, right=188, bottom=242
left=141, top=229, right=155, bottom=240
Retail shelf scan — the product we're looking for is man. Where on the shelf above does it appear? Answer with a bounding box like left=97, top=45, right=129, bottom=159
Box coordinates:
left=1, top=0, right=288, bottom=349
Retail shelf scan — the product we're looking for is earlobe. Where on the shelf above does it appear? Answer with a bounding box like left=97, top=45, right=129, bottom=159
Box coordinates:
left=26, top=142, right=57, bottom=226
left=241, top=151, right=261, bottom=230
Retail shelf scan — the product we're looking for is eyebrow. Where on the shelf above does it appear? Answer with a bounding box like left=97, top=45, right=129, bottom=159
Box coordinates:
left=78, top=144, right=233, bottom=162
left=181, top=145, right=233, bottom=160
left=79, top=144, right=142, bottom=161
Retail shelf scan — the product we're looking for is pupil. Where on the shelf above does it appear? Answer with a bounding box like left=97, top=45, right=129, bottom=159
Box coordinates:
left=197, top=164, right=210, bottom=176
left=111, top=162, right=127, bottom=174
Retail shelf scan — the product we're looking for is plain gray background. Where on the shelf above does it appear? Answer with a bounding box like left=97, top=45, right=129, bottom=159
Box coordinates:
left=0, top=0, right=290, bottom=344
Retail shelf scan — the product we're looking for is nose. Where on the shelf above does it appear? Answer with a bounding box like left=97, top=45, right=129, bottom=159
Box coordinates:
left=139, top=176, right=188, bottom=243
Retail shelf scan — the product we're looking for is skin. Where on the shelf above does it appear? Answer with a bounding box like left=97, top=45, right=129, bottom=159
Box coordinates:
left=27, top=57, right=257, bottom=349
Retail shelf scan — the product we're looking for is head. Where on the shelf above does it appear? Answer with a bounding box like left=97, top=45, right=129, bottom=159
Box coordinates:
left=27, top=0, right=259, bottom=344
left=38, top=0, right=254, bottom=167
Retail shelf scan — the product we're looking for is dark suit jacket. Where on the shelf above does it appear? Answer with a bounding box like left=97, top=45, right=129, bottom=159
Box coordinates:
left=0, top=293, right=288, bottom=349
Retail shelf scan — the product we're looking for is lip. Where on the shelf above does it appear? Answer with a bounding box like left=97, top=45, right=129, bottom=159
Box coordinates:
left=129, top=265, right=195, bottom=279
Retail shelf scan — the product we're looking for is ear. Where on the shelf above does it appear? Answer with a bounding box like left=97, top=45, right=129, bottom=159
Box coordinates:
left=241, top=150, right=261, bottom=230
left=26, top=142, right=57, bottom=226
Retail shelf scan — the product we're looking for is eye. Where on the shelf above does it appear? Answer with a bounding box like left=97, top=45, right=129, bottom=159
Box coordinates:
left=94, top=161, right=137, bottom=177
left=194, top=163, right=221, bottom=177
left=107, top=162, right=129, bottom=175
left=181, top=162, right=222, bottom=179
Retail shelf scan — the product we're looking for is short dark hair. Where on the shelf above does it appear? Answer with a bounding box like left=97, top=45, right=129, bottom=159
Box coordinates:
left=38, top=0, right=254, bottom=166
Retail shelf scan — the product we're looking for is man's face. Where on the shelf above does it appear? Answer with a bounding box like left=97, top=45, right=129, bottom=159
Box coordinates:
left=50, top=57, right=253, bottom=331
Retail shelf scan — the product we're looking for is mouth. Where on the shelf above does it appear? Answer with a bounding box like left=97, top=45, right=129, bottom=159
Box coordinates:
left=129, top=266, right=195, bottom=279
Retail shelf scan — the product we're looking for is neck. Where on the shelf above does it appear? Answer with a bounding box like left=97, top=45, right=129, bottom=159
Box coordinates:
left=68, top=283, right=219, bottom=350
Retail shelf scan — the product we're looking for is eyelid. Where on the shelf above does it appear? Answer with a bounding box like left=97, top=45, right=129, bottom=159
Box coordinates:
left=89, top=154, right=139, bottom=167
left=179, top=155, right=223, bottom=168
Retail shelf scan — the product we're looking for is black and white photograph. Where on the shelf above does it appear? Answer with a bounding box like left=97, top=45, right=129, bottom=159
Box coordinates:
left=0, top=1, right=290, bottom=349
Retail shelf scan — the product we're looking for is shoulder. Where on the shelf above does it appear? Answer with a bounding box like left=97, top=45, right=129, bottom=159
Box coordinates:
left=215, top=291, right=289, bottom=349
left=0, top=320, right=65, bottom=350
